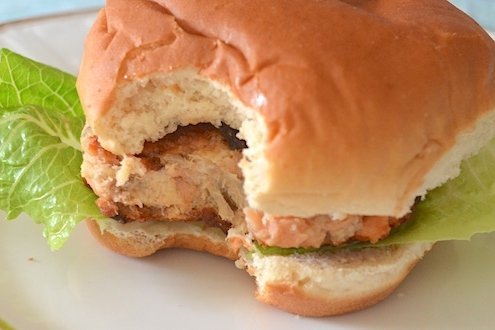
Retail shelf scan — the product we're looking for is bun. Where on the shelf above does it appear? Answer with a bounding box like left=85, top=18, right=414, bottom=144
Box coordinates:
left=87, top=217, right=431, bottom=316
left=86, top=220, right=237, bottom=259
left=77, top=0, right=495, bottom=217
left=77, top=0, right=495, bottom=317
left=248, top=243, right=432, bottom=316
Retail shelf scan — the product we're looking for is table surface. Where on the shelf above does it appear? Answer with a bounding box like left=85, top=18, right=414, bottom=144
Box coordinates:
left=0, top=0, right=493, bottom=30
left=0, top=0, right=103, bottom=23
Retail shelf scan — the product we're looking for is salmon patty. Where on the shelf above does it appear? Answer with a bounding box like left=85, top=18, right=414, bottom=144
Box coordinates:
left=82, top=124, right=246, bottom=234
left=82, top=124, right=410, bottom=248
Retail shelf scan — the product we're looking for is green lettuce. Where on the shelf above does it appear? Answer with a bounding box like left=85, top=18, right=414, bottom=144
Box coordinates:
left=1, top=48, right=495, bottom=254
left=0, top=49, right=104, bottom=250
left=0, top=49, right=82, bottom=117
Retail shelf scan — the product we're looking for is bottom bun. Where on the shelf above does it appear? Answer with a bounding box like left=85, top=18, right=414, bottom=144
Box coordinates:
left=86, top=219, right=432, bottom=316
left=86, top=219, right=237, bottom=259
left=246, top=243, right=433, bottom=316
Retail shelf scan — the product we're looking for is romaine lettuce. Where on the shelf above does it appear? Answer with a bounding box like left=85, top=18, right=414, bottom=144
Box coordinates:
left=0, top=49, right=104, bottom=250
left=0, top=49, right=82, bottom=117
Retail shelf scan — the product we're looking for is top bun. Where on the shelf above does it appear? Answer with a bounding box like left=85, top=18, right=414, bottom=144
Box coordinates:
left=77, top=0, right=495, bottom=218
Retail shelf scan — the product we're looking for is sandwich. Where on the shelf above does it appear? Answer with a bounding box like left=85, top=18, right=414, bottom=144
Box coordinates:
left=74, top=0, right=495, bottom=316
left=1, top=0, right=495, bottom=317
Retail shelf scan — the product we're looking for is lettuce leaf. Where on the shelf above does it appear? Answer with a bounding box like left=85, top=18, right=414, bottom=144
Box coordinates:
left=0, top=49, right=82, bottom=117
left=0, top=49, right=104, bottom=250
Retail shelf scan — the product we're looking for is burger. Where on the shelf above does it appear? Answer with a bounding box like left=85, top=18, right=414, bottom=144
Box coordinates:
left=74, top=0, right=495, bottom=316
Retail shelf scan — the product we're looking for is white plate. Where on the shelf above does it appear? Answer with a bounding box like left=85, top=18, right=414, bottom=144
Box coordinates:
left=1, top=11, right=495, bottom=330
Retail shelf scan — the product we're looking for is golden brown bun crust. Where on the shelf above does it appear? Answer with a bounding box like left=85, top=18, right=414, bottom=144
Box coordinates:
left=78, top=0, right=495, bottom=216
left=85, top=220, right=237, bottom=260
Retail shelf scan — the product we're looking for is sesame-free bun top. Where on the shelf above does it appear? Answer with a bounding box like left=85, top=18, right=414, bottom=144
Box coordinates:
left=77, top=0, right=495, bottom=218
